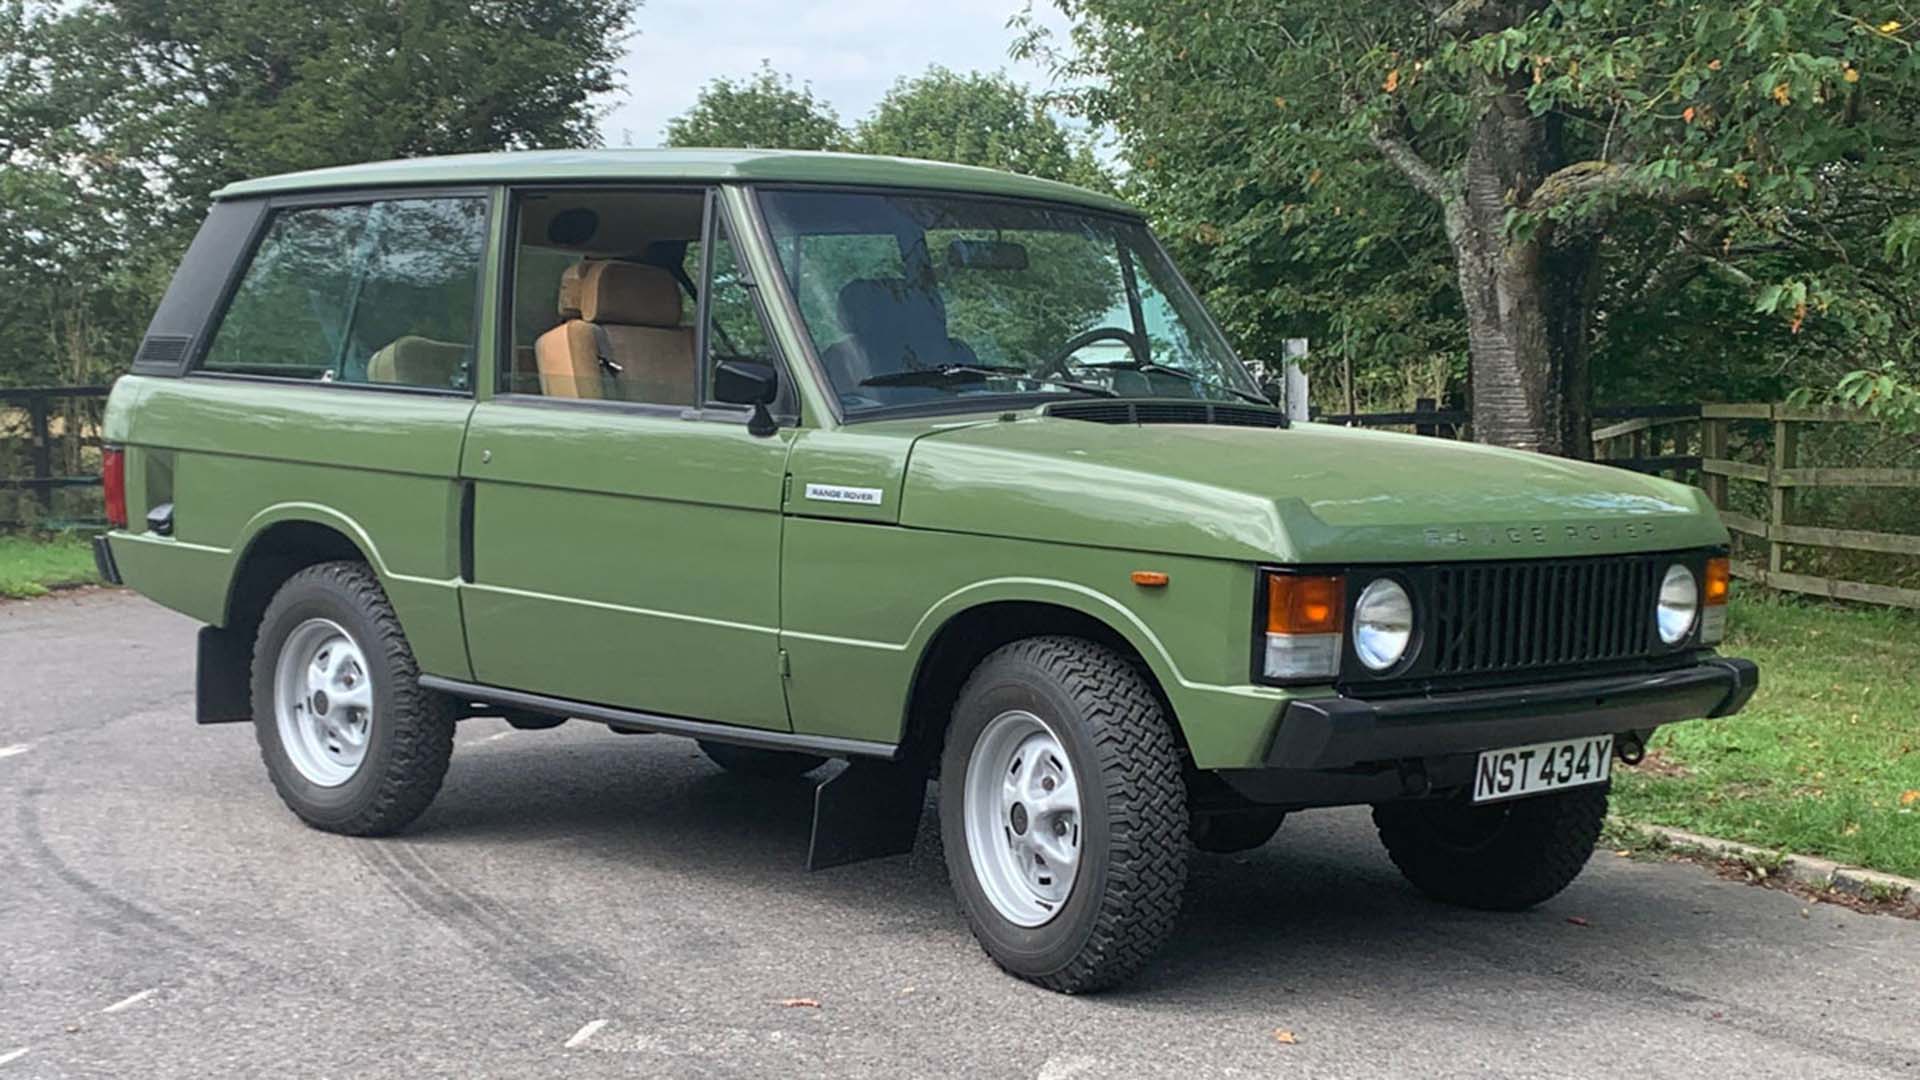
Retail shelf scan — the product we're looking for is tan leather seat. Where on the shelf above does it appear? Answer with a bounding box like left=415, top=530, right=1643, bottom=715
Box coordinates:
left=368, top=335, right=466, bottom=388
left=534, top=261, right=694, bottom=404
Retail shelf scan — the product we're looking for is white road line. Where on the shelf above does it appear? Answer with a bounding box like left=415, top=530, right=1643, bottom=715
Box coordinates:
left=564, top=1019, right=608, bottom=1049
left=0, top=744, right=30, bottom=760
left=102, top=988, right=156, bottom=1013
left=0, top=1048, right=28, bottom=1067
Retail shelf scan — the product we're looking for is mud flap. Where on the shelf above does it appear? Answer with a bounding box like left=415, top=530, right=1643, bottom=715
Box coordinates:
left=196, top=624, right=253, bottom=724
left=806, top=758, right=928, bottom=871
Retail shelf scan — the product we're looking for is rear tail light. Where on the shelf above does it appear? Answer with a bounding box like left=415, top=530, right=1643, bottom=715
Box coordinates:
left=1262, top=572, right=1345, bottom=681
left=1701, top=556, right=1731, bottom=644
left=102, top=446, right=127, bottom=529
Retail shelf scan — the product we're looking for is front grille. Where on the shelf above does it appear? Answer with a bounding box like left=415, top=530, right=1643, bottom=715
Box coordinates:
left=1428, top=555, right=1664, bottom=677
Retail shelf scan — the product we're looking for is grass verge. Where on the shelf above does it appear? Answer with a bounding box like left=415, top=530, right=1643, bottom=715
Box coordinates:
left=0, top=531, right=101, bottom=599
left=1611, top=593, right=1920, bottom=880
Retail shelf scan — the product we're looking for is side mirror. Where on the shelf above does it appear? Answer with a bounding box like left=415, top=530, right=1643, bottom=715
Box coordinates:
left=714, top=359, right=779, bottom=436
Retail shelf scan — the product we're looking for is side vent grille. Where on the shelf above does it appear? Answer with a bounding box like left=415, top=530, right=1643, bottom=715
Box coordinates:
left=132, top=334, right=193, bottom=373
left=1046, top=400, right=1285, bottom=428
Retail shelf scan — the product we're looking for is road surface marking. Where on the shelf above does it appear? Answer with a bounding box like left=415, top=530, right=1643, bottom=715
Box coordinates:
left=0, top=745, right=29, bottom=760
left=102, top=988, right=155, bottom=1013
left=564, top=1020, right=608, bottom=1049
left=0, top=1048, right=28, bottom=1067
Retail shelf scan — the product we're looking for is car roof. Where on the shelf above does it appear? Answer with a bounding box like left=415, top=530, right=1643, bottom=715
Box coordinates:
left=212, top=148, right=1138, bottom=216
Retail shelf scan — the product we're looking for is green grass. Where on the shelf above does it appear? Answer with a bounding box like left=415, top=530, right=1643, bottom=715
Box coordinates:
left=1612, top=593, right=1920, bottom=879
left=0, top=531, right=101, bottom=598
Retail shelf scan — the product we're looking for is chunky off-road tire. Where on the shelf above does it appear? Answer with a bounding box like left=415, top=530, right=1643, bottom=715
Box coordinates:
left=1190, top=807, right=1286, bottom=854
left=697, top=740, right=827, bottom=779
left=1372, top=784, right=1609, bottom=911
left=939, top=636, right=1188, bottom=994
left=251, top=561, right=454, bottom=836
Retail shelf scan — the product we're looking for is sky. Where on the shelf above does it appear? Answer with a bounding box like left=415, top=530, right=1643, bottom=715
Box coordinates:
left=597, top=0, right=1077, bottom=148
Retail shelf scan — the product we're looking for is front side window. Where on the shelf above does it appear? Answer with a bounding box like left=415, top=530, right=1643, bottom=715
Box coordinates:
left=756, top=189, right=1264, bottom=417
left=201, top=197, right=486, bottom=391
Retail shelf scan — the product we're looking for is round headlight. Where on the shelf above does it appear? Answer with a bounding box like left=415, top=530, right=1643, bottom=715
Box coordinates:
left=1353, top=578, right=1414, bottom=671
left=1657, top=564, right=1699, bottom=645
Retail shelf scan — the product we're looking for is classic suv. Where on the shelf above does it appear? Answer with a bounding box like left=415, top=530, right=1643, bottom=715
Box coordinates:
left=95, top=150, right=1757, bottom=993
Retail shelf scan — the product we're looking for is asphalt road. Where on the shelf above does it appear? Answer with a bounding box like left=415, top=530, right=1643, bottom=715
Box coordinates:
left=2, top=591, right=1916, bottom=1079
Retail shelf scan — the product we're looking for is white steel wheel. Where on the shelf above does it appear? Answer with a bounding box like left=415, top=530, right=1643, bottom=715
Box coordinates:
left=273, top=617, right=374, bottom=787
left=963, top=708, right=1084, bottom=927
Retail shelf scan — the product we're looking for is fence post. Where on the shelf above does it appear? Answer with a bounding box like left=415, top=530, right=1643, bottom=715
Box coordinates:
left=1768, top=408, right=1798, bottom=575
left=1410, top=397, right=1437, bottom=437
left=1700, top=416, right=1728, bottom=509
left=27, top=390, right=53, bottom=514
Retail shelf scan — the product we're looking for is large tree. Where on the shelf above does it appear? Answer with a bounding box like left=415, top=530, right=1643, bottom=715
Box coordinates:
left=1026, top=1, right=1920, bottom=450
left=665, top=62, right=847, bottom=150
left=857, top=66, right=1109, bottom=189
left=0, top=0, right=634, bottom=386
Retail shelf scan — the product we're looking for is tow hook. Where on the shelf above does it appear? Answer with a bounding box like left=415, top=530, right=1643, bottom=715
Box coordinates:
left=1615, top=731, right=1647, bottom=766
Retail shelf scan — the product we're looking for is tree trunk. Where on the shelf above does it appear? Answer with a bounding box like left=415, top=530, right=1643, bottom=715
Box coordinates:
left=1438, top=93, right=1597, bottom=458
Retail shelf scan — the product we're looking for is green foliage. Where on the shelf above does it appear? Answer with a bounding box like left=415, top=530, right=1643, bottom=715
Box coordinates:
left=1612, top=593, right=1920, bottom=879
left=856, top=66, right=1110, bottom=190
left=0, top=0, right=634, bottom=388
left=664, top=62, right=847, bottom=150
left=1023, top=1, right=1920, bottom=416
left=0, top=531, right=98, bottom=598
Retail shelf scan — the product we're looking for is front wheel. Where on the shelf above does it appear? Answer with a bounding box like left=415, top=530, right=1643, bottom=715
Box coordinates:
left=1372, top=785, right=1608, bottom=911
left=939, top=637, right=1188, bottom=994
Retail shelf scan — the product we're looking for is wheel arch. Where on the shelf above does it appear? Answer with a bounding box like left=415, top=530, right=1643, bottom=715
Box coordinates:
left=895, top=583, right=1189, bottom=766
left=222, top=505, right=387, bottom=631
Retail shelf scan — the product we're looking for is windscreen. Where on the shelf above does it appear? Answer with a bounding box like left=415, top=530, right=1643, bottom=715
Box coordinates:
left=756, top=189, right=1264, bottom=417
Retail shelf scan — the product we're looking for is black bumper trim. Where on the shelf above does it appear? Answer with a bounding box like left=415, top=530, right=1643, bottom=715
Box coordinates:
left=91, top=534, right=123, bottom=586
left=1267, top=657, right=1759, bottom=769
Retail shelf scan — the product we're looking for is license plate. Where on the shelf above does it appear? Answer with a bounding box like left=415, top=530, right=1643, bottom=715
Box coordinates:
left=1472, top=735, right=1613, bottom=804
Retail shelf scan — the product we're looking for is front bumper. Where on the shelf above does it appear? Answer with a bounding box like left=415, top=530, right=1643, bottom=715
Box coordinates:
left=1265, top=657, right=1758, bottom=769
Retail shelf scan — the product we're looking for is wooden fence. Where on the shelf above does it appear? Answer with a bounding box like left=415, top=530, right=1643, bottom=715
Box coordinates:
left=1691, top=403, right=1920, bottom=610
left=0, top=385, right=111, bottom=526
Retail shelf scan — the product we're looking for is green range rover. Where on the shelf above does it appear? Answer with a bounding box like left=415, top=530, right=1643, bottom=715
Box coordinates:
left=95, top=149, right=1757, bottom=993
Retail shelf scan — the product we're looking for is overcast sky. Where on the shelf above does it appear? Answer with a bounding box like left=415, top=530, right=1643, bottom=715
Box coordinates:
left=597, top=0, right=1076, bottom=148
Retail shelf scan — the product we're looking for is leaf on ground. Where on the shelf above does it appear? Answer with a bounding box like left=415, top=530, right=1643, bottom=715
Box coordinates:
left=1899, top=789, right=1919, bottom=807
left=776, top=998, right=821, bottom=1009
left=1272, top=1029, right=1298, bottom=1045
left=1566, top=916, right=1591, bottom=927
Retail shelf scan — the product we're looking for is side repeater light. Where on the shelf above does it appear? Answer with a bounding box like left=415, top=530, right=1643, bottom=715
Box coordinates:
left=1263, top=572, right=1344, bottom=681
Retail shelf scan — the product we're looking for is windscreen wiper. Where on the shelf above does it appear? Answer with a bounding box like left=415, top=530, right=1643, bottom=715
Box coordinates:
left=861, top=364, right=1117, bottom=397
left=1078, top=360, right=1271, bottom=406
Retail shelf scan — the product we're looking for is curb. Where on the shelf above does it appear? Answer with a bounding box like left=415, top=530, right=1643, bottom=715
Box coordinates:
left=1623, top=821, right=1918, bottom=902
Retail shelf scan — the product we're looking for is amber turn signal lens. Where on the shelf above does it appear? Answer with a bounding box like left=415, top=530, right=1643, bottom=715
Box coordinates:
left=1131, top=570, right=1170, bottom=588
left=1704, top=557, right=1731, bottom=606
left=1267, top=574, right=1346, bottom=635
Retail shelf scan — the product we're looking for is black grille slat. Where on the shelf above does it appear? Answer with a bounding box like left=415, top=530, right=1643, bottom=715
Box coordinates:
left=1426, top=554, right=1670, bottom=680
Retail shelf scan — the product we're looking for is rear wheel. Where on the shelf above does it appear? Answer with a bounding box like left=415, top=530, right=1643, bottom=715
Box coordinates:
left=251, top=561, right=453, bottom=836
left=939, top=636, right=1187, bottom=993
left=697, top=740, right=827, bottom=779
left=1372, top=785, right=1608, bottom=910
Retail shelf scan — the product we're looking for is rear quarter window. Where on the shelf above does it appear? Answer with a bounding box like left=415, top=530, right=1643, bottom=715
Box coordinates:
left=199, top=196, right=488, bottom=392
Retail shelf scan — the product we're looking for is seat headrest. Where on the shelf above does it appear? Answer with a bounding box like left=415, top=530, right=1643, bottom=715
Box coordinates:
left=836, top=277, right=954, bottom=372
left=556, top=261, right=590, bottom=318
left=578, top=261, right=682, bottom=327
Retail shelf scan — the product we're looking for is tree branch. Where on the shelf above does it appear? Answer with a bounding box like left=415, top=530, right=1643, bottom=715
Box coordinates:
left=1369, top=132, right=1455, bottom=204
left=1525, top=160, right=1709, bottom=213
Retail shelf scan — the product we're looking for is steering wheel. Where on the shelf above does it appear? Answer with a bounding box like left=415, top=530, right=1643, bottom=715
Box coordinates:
left=1036, top=327, right=1148, bottom=379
